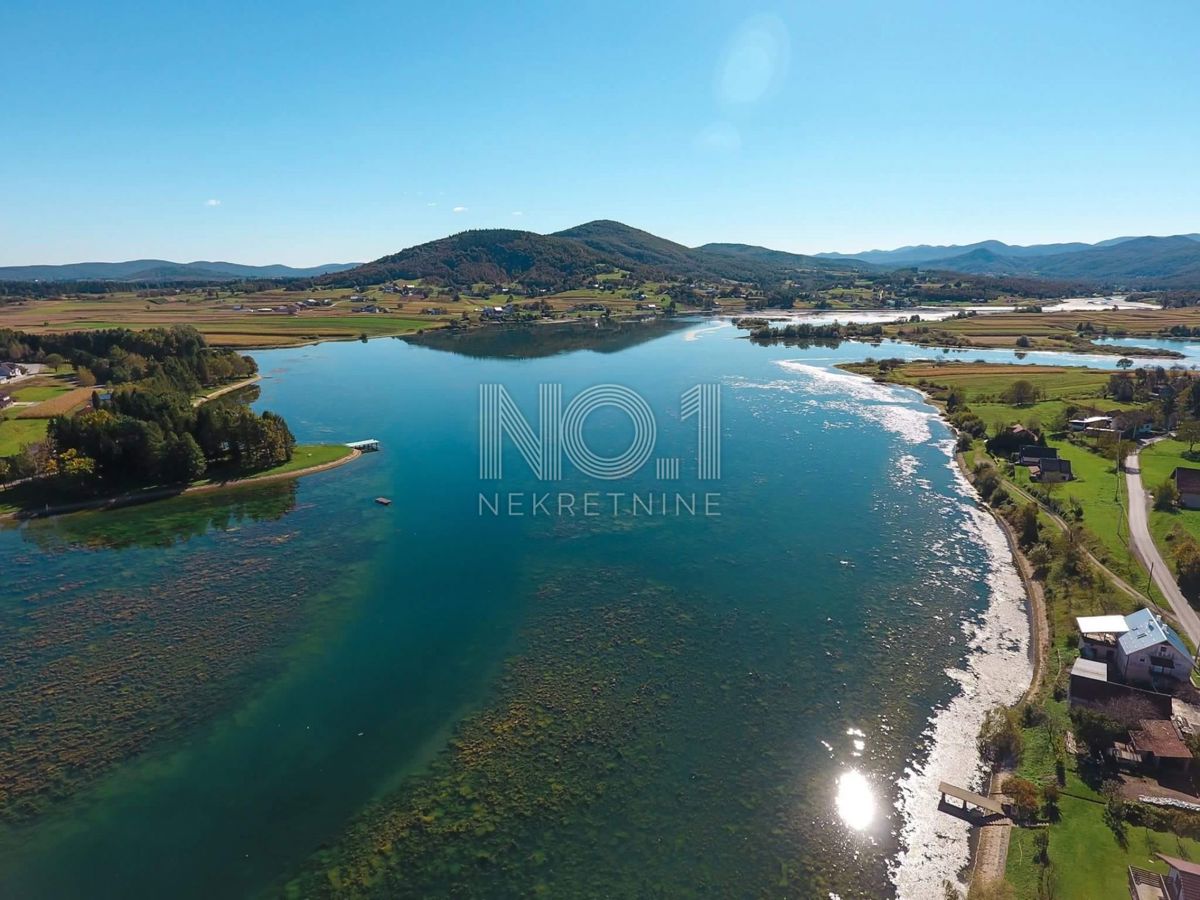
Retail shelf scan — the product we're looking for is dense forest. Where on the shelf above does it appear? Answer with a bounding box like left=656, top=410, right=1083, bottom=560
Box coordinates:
left=0, top=326, right=294, bottom=491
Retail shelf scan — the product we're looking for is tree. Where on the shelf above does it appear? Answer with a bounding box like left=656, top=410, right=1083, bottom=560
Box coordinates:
left=1174, top=535, right=1200, bottom=601
left=1042, top=782, right=1060, bottom=819
left=1001, top=380, right=1039, bottom=406
left=1155, top=478, right=1180, bottom=511
left=1116, top=357, right=1134, bottom=369
left=1032, top=827, right=1050, bottom=864
left=978, top=705, right=1024, bottom=765
left=1015, top=335, right=1032, bottom=348
left=1070, top=706, right=1125, bottom=756
left=76, top=366, right=97, bottom=387
left=1178, top=418, right=1200, bottom=453
left=1014, top=502, right=1040, bottom=547
left=161, top=433, right=207, bottom=483
left=1002, top=775, right=1040, bottom=821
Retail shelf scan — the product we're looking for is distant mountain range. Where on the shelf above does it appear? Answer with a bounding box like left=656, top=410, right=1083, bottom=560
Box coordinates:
left=0, top=260, right=360, bottom=283
left=817, top=233, right=1200, bottom=286
left=319, top=220, right=854, bottom=289
left=9, top=225, right=1200, bottom=290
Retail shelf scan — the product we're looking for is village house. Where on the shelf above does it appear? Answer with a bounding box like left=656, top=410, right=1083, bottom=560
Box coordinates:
left=0, top=393, right=11, bottom=410
left=1029, top=456, right=1073, bottom=483
left=1076, top=609, right=1194, bottom=687
left=0, top=362, right=26, bottom=381
left=1173, top=467, right=1200, bottom=510
left=1017, top=444, right=1058, bottom=467
left=1069, top=414, right=1112, bottom=431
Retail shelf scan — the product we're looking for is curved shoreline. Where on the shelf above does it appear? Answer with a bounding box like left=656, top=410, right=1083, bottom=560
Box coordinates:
left=0, top=447, right=361, bottom=522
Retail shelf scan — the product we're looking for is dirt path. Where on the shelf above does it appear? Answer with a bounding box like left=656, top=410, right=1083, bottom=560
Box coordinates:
left=1125, top=444, right=1200, bottom=646
left=971, top=771, right=1016, bottom=887
left=192, top=375, right=261, bottom=407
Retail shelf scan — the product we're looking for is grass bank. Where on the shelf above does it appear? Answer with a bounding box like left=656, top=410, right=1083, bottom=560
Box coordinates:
left=0, top=443, right=358, bottom=520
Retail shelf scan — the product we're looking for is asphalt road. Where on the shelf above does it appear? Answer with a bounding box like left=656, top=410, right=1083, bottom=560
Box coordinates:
left=1125, top=448, right=1200, bottom=646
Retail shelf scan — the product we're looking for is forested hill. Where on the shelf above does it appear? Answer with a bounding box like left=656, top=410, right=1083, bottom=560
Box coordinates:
left=318, top=220, right=863, bottom=289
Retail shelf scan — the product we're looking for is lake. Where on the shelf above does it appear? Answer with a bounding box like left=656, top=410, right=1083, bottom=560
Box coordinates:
left=0, top=321, right=1055, bottom=897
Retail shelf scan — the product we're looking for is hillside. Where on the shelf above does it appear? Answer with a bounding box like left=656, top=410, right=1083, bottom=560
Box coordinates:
left=326, top=220, right=861, bottom=289
left=0, top=260, right=359, bottom=282
left=318, top=229, right=611, bottom=289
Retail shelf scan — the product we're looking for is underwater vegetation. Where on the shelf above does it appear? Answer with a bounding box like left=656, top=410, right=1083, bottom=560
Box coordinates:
left=0, top=484, right=372, bottom=822
left=283, top=568, right=902, bottom=899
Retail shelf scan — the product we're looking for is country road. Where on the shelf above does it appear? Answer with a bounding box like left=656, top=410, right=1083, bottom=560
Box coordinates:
left=1125, top=447, right=1200, bottom=646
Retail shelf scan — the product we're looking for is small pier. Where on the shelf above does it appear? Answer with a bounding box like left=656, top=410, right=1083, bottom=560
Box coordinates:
left=346, top=439, right=381, bottom=452
left=937, top=781, right=1006, bottom=820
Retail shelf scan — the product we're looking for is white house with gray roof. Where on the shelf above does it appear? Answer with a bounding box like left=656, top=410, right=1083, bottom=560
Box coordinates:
left=1116, top=608, right=1193, bottom=685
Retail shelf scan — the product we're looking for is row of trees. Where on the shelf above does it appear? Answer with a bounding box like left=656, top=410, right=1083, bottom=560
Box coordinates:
left=0, top=326, right=295, bottom=492
left=45, top=399, right=294, bottom=489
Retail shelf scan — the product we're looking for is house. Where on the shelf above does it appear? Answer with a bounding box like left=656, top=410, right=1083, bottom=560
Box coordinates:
left=1069, top=415, right=1113, bottom=432
left=0, top=362, right=26, bottom=380
left=1117, top=608, right=1194, bottom=685
left=1157, top=853, right=1200, bottom=900
left=1017, top=445, right=1058, bottom=466
left=1075, top=609, right=1194, bottom=689
left=1030, top=457, right=1073, bottom=482
left=1174, top=467, right=1200, bottom=510
left=0, top=393, right=11, bottom=409
left=1127, top=719, right=1192, bottom=770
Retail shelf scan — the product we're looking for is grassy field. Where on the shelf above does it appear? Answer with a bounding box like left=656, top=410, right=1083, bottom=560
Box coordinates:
left=1004, top=699, right=1200, bottom=898
left=14, top=385, right=96, bottom=419
left=1138, top=439, right=1200, bottom=557
left=0, top=413, right=48, bottom=456
left=0, top=279, right=680, bottom=348
left=884, top=308, right=1200, bottom=353
left=227, top=443, right=354, bottom=479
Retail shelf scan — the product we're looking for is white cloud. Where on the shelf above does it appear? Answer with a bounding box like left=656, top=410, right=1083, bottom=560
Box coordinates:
left=427, top=202, right=437, bottom=207
left=204, top=198, right=221, bottom=207
left=452, top=206, right=468, bottom=213
left=511, top=211, right=524, bottom=217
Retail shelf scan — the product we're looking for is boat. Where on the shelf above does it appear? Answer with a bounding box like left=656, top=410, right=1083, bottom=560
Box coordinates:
left=374, top=497, right=392, bottom=506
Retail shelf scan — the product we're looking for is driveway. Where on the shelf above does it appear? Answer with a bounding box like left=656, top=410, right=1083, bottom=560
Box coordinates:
left=1125, top=447, right=1200, bottom=646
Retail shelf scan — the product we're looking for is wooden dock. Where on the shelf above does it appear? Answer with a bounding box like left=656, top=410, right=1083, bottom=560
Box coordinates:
left=938, top=781, right=1005, bottom=817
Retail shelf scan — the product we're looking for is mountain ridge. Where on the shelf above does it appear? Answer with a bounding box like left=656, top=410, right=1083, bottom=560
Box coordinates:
left=0, top=259, right=361, bottom=283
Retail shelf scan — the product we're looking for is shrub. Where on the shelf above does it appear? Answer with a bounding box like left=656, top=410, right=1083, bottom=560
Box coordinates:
left=979, top=706, right=1024, bottom=765
left=1154, top=478, right=1180, bottom=511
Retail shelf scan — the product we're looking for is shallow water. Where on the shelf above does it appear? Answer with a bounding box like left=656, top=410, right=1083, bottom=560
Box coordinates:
left=0, top=321, right=1037, bottom=898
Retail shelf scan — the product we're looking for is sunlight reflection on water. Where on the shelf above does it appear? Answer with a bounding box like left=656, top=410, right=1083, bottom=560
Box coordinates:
left=835, top=770, right=876, bottom=832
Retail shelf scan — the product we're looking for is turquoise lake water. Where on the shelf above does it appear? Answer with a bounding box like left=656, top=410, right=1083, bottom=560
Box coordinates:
left=8, top=320, right=1158, bottom=897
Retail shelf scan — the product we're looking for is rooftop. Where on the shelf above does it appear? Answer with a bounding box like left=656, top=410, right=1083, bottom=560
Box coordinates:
left=1071, top=657, right=1109, bottom=682
left=1077, top=614, right=1131, bottom=636
left=1174, top=467, right=1200, bottom=495
left=1119, top=608, right=1192, bottom=660
left=1130, top=720, right=1192, bottom=759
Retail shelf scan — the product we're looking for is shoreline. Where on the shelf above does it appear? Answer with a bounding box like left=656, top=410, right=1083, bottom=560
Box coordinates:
left=0, top=447, right=361, bottom=522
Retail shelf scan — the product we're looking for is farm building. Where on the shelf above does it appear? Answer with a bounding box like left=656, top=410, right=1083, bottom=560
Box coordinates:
left=1173, top=467, right=1200, bottom=510
left=0, top=362, right=26, bottom=380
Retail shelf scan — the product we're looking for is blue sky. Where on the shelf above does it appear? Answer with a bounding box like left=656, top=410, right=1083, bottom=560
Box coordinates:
left=2, top=0, right=1197, bottom=265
